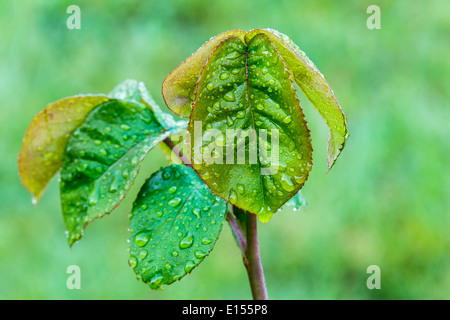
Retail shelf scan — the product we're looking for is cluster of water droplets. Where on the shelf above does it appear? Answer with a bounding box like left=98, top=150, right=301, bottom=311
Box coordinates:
left=60, top=99, right=169, bottom=246
left=127, top=165, right=227, bottom=289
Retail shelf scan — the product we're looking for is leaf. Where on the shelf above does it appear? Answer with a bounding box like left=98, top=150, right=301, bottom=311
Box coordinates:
left=129, top=164, right=227, bottom=290
left=110, top=79, right=189, bottom=166
left=60, top=99, right=175, bottom=246
left=246, top=29, right=348, bottom=169
left=18, top=95, right=113, bottom=202
left=163, top=29, right=348, bottom=171
left=189, top=34, right=313, bottom=222
left=109, top=79, right=188, bottom=134
left=162, top=30, right=247, bottom=118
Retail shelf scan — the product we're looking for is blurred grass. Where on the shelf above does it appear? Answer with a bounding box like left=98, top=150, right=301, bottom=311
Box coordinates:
left=0, top=0, right=449, bottom=299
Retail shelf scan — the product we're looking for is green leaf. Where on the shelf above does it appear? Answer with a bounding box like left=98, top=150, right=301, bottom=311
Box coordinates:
left=109, top=79, right=188, bottom=134
left=162, top=30, right=247, bottom=118
left=189, top=34, right=313, bottom=222
left=60, top=99, right=174, bottom=246
left=246, top=29, right=348, bottom=169
left=18, top=95, right=113, bottom=202
left=129, top=164, right=227, bottom=290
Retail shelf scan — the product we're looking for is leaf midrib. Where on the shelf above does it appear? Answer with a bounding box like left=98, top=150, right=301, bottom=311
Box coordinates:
left=244, top=47, right=267, bottom=214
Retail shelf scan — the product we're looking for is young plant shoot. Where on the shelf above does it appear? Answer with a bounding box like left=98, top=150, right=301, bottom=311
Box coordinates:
left=18, top=29, right=348, bottom=299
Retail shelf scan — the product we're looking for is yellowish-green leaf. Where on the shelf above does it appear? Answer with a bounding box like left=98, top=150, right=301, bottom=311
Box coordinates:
left=162, top=30, right=247, bottom=118
left=18, top=95, right=112, bottom=203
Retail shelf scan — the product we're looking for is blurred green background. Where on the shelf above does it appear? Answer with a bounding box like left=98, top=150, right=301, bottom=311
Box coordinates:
left=1, top=0, right=448, bottom=299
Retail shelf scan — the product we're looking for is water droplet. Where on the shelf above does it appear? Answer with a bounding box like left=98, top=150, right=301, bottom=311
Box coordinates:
left=128, top=255, right=137, bottom=268
left=165, top=263, right=172, bottom=270
left=280, top=174, right=295, bottom=192
left=227, top=115, right=234, bottom=126
left=168, top=197, right=182, bottom=207
left=168, top=186, right=177, bottom=194
left=149, top=274, right=164, bottom=289
left=226, top=51, right=240, bottom=60
left=236, top=110, right=246, bottom=119
left=162, top=171, right=171, bottom=180
left=194, top=250, right=207, bottom=259
left=231, top=68, right=239, bottom=74
left=213, top=101, right=221, bottom=111
left=107, top=173, right=119, bottom=193
left=134, top=230, right=151, bottom=247
left=201, top=237, right=212, bottom=245
left=192, top=208, right=202, bottom=219
left=220, top=72, right=229, bottom=80
left=172, top=250, right=179, bottom=257
left=94, top=140, right=102, bottom=146
left=283, top=116, right=292, bottom=124
left=224, top=91, right=235, bottom=102
left=120, top=124, right=131, bottom=131
left=206, top=82, right=214, bottom=91
left=88, top=184, right=100, bottom=206
left=184, top=260, right=196, bottom=273
left=179, top=232, right=194, bottom=249
left=202, top=171, right=211, bottom=181
left=294, top=175, right=304, bottom=184
left=140, top=203, right=148, bottom=210
left=256, top=104, right=264, bottom=111
left=99, top=148, right=108, bottom=156
left=229, top=189, right=238, bottom=205
left=237, top=184, right=245, bottom=194
left=213, top=136, right=224, bottom=148
left=122, top=169, right=129, bottom=179
left=138, top=250, right=148, bottom=259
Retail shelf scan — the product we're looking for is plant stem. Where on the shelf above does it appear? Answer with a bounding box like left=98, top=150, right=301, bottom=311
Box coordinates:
left=162, top=137, right=193, bottom=169
left=226, top=210, right=247, bottom=254
left=244, top=211, right=268, bottom=300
